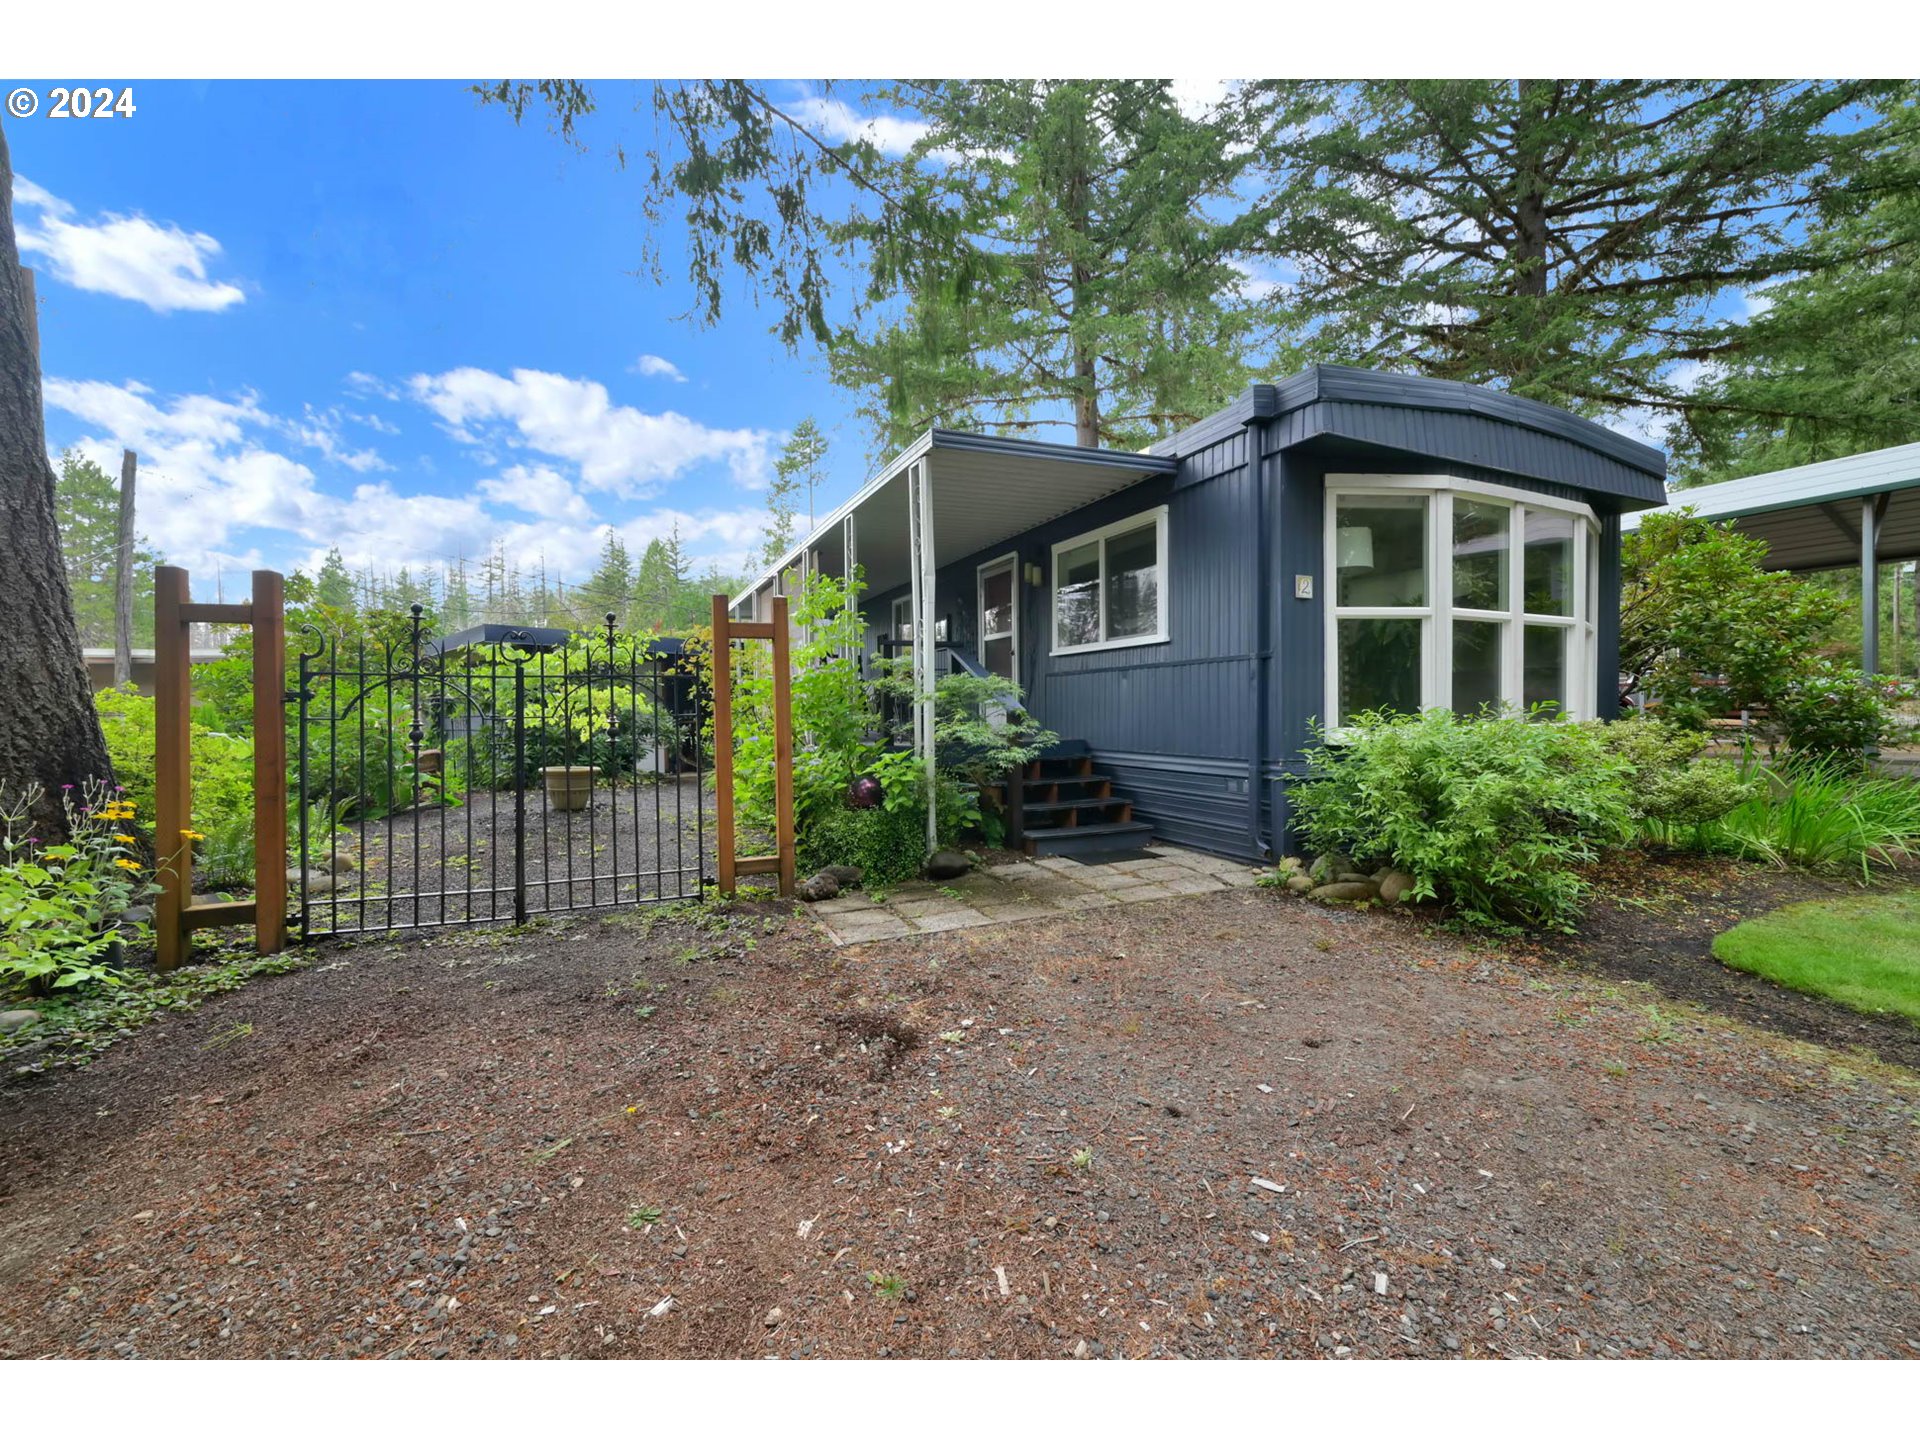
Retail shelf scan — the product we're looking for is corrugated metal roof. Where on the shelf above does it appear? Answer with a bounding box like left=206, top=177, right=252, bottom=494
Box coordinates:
left=1621, top=442, right=1920, bottom=571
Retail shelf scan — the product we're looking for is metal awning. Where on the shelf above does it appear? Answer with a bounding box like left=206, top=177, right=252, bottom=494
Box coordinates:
left=733, top=428, right=1178, bottom=608
left=1622, top=441, right=1920, bottom=572
left=1622, top=440, right=1920, bottom=673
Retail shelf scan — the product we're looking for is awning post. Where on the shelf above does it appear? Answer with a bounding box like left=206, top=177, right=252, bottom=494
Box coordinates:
left=907, top=459, right=938, bottom=855
left=1863, top=494, right=1881, bottom=674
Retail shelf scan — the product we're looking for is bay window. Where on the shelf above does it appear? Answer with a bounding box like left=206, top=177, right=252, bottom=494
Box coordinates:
left=1325, top=477, right=1598, bottom=725
left=1051, top=506, right=1169, bottom=654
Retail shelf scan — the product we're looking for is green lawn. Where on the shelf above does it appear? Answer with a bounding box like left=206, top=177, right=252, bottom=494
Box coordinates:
left=1713, top=891, right=1920, bottom=1024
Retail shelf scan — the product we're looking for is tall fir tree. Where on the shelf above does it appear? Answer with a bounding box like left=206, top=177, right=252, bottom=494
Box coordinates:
left=1673, top=90, right=1920, bottom=479
left=831, top=81, right=1268, bottom=450
left=1244, top=79, right=1902, bottom=424
left=761, top=417, right=828, bottom=565
left=53, top=448, right=159, bottom=647
left=314, top=546, right=356, bottom=611
left=580, top=531, right=635, bottom=623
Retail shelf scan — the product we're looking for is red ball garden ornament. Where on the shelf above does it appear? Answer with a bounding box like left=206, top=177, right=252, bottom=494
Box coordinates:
left=847, top=775, right=883, bottom=810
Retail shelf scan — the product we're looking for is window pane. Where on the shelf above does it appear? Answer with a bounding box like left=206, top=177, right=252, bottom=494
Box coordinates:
left=1336, top=495, right=1426, bottom=608
left=1523, top=625, right=1567, bottom=713
left=981, top=567, right=1014, bottom=638
left=1452, top=619, right=1504, bottom=716
left=1523, top=510, right=1574, bottom=616
left=893, top=598, right=912, bottom=641
left=1105, top=522, right=1160, bottom=639
left=1453, top=500, right=1510, bottom=611
left=983, top=635, right=1013, bottom=680
left=1338, top=617, right=1423, bottom=719
left=1054, top=540, right=1101, bottom=649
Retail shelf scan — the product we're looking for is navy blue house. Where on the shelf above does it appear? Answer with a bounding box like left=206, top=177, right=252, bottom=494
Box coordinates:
left=734, top=365, right=1667, bottom=862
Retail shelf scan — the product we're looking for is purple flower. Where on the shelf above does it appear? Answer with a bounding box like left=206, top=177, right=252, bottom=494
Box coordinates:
left=61, top=783, right=73, bottom=789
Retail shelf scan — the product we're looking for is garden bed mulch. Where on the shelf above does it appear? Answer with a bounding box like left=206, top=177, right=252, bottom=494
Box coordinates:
left=1513, top=853, right=1920, bottom=1073
left=2, top=884, right=1918, bottom=1360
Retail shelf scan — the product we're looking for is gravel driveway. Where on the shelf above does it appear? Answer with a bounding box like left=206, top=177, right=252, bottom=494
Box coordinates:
left=1, top=885, right=1915, bottom=1358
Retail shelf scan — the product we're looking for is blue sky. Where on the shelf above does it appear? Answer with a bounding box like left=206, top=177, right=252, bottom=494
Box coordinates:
left=11, top=80, right=886, bottom=598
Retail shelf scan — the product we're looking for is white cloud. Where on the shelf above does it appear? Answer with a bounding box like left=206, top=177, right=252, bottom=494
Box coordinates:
left=631, top=354, right=687, bottom=383
left=288, top=404, right=390, bottom=473
left=477, top=464, right=592, bottom=522
left=788, top=92, right=933, bottom=158
left=408, top=366, right=779, bottom=496
left=1169, top=79, right=1237, bottom=121
left=12, top=176, right=246, bottom=313
left=345, top=370, right=402, bottom=401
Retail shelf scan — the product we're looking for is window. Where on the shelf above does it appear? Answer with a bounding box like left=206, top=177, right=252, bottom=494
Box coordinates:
left=890, top=595, right=946, bottom=644
left=1325, top=478, right=1598, bottom=725
left=1050, top=507, right=1169, bottom=654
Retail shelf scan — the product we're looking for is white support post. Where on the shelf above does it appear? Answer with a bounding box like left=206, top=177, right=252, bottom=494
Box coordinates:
left=1863, top=494, right=1881, bottom=675
left=909, top=459, right=939, bottom=853
left=842, top=512, right=859, bottom=661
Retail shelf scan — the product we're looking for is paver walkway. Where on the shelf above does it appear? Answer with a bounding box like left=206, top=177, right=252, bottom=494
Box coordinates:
left=808, top=844, right=1261, bottom=944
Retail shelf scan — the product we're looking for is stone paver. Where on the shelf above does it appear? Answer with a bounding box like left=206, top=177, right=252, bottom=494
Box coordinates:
left=806, top=843, right=1264, bottom=944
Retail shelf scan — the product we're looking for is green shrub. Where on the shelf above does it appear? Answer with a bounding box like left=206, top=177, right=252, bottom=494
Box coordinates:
left=2, top=782, right=158, bottom=998
left=1774, top=666, right=1915, bottom=768
left=1594, top=715, right=1759, bottom=833
left=1291, top=708, right=1636, bottom=931
left=798, top=804, right=928, bottom=887
left=94, top=685, right=257, bottom=882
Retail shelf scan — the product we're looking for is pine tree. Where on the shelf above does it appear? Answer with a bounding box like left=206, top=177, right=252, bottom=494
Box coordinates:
left=631, top=537, right=675, bottom=632
left=1674, top=92, right=1920, bottom=478
left=442, top=556, right=475, bottom=630
left=580, top=531, right=634, bottom=623
left=314, top=546, right=356, bottom=611
left=761, top=417, right=828, bottom=565
left=831, top=82, right=1267, bottom=450
left=1245, top=79, right=1903, bottom=423
left=53, top=448, right=160, bottom=647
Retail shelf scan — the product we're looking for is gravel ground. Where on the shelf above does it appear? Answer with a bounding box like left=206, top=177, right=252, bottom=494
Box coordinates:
left=2, top=884, right=1917, bottom=1359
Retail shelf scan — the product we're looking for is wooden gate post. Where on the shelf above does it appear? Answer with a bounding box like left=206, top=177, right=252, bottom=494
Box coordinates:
left=709, top=593, right=796, bottom=898
left=151, top=565, right=289, bottom=969
left=153, top=565, right=193, bottom=972
left=251, top=570, right=287, bottom=954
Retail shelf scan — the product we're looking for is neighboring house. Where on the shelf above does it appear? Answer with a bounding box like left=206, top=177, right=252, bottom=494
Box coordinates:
left=734, top=364, right=1667, bottom=862
left=83, top=646, right=228, bottom=696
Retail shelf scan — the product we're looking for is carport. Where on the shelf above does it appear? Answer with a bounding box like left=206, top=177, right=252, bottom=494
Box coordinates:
left=1622, top=441, right=1920, bottom=672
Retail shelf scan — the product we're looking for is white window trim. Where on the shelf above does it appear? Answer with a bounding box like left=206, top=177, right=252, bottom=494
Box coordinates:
left=976, top=552, right=1020, bottom=684
left=1324, top=477, right=1599, bottom=727
left=890, top=594, right=946, bottom=644
left=1049, top=505, right=1171, bottom=656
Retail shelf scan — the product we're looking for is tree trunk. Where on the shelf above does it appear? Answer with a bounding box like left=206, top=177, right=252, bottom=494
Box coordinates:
left=113, top=448, right=136, bottom=687
left=0, top=118, right=114, bottom=840
left=1510, top=80, right=1552, bottom=300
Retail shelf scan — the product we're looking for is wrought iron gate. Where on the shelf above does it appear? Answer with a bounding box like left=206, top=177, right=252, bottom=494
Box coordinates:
left=292, top=608, right=710, bottom=940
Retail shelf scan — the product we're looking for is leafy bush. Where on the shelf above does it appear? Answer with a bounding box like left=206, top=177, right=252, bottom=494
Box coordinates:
left=1594, top=715, right=1759, bottom=833
left=798, top=803, right=928, bottom=887
left=2, top=782, right=158, bottom=998
left=1291, top=708, right=1636, bottom=931
left=94, top=685, right=257, bottom=884
left=1773, top=665, right=1915, bottom=767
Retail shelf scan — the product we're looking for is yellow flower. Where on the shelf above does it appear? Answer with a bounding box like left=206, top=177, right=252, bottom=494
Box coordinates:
left=114, top=857, right=143, bottom=871
left=180, top=828, right=207, bottom=841
left=113, top=834, right=139, bottom=845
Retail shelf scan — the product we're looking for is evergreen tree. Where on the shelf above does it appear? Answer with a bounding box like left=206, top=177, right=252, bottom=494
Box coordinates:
left=314, top=546, right=356, bottom=611
left=442, top=556, right=475, bottom=631
left=832, top=82, right=1267, bottom=450
left=761, top=417, right=827, bottom=566
left=1674, top=91, right=1920, bottom=479
left=631, top=537, right=676, bottom=632
left=1244, top=79, right=1902, bottom=423
left=53, top=448, right=159, bottom=647
left=579, top=531, right=635, bottom=623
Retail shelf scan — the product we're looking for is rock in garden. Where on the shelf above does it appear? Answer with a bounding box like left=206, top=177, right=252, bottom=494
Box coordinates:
left=0, top=1010, right=40, bottom=1036
left=1378, top=870, right=1418, bottom=905
left=1333, top=871, right=1373, bottom=885
left=120, top=904, right=153, bottom=924
left=1308, top=881, right=1378, bottom=904
left=1277, top=855, right=1304, bottom=874
left=821, top=864, right=863, bottom=888
left=286, top=867, right=337, bottom=895
left=795, top=872, right=841, bottom=903
left=1308, top=851, right=1354, bottom=886
left=329, top=851, right=358, bottom=874
left=925, top=850, right=970, bottom=880
left=1284, top=874, right=1314, bottom=894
